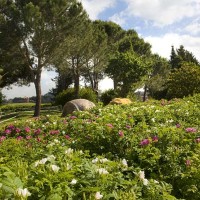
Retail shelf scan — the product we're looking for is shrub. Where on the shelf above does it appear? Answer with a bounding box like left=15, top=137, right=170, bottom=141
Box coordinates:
left=100, top=89, right=119, bottom=105
left=55, top=87, right=97, bottom=106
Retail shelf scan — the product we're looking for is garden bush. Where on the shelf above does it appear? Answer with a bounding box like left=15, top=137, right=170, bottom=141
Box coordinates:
left=100, top=89, right=119, bottom=105
left=55, top=88, right=97, bottom=106
left=0, top=96, right=200, bottom=199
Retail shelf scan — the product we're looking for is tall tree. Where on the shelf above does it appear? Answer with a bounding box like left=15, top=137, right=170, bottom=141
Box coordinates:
left=170, top=45, right=199, bottom=70
left=0, top=0, right=88, bottom=116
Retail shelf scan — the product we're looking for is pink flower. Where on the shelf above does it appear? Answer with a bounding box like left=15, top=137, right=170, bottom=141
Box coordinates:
left=50, top=130, right=60, bottom=135
left=34, top=129, right=41, bottom=135
left=106, top=124, right=113, bottom=128
left=185, top=160, right=191, bottom=166
left=140, top=139, right=150, bottom=146
left=65, top=135, right=70, bottom=140
left=0, top=136, right=6, bottom=142
left=4, top=129, right=11, bottom=134
left=176, top=124, right=181, bottom=128
left=16, top=128, right=21, bottom=133
left=37, top=137, right=41, bottom=142
left=195, top=138, right=200, bottom=143
left=17, top=136, right=23, bottom=140
left=118, top=131, right=124, bottom=137
left=70, top=116, right=77, bottom=119
left=24, top=127, right=31, bottom=133
left=185, top=127, right=197, bottom=133
left=152, top=136, right=158, bottom=142
left=26, top=136, right=32, bottom=140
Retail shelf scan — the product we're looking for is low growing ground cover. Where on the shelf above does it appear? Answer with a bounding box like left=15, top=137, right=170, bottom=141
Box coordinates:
left=0, top=95, right=200, bottom=199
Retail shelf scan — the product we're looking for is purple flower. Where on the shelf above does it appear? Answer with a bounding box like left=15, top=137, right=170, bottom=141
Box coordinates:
left=4, top=129, right=11, bottom=134
left=126, top=125, right=131, bottom=129
left=7, top=125, right=15, bottom=130
left=176, top=124, right=181, bottom=128
left=140, top=139, right=150, bottom=146
left=24, top=127, right=31, bottom=133
left=185, top=127, right=197, bottom=133
left=152, top=136, right=158, bottom=142
left=118, top=131, right=124, bottom=137
left=106, top=124, right=113, bottom=128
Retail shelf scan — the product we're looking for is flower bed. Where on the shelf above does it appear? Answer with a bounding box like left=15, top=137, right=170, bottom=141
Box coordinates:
left=0, top=95, right=200, bottom=199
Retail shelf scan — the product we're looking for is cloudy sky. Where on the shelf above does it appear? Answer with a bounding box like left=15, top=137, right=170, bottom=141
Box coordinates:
left=3, top=0, right=200, bottom=99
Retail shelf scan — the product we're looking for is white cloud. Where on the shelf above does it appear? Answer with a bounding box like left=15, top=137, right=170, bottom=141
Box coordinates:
left=144, top=33, right=200, bottom=60
left=184, top=18, right=200, bottom=35
left=99, top=77, right=114, bottom=91
left=117, top=0, right=200, bottom=26
left=80, top=0, right=116, bottom=20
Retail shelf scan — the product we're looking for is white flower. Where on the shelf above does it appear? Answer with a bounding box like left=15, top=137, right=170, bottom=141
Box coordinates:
left=79, top=150, right=84, bottom=155
left=54, top=139, right=60, bottom=144
left=92, top=158, right=99, bottom=163
left=42, top=125, right=45, bottom=128
left=151, top=118, right=155, bottom=122
left=95, top=191, right=103, bottom=199
left=16, top=188, right=31, bottom=198
left=70, top=179, right=77, bottom=185
left=99, top=158, right=108, bottom=163
left=154, top=180, right=159, bottom=184
left=65, top=148, right=73, bottom=155
left=143, top=178, right=149, bottom=185
left=62, top=131, right=66, bottom=134
left=34, top=161, right=40, bottom=167
left=122, top=159, right=128, bottom=167
left=51, top=164, right=60, bottom=172
left=53, top=121, right=56, bottom=125
left=39, top=158, right=48, bottom=165
left=97, top=168, right=109, bottom=175
left=139, top=170, right=145, bottom=180
left=66, top=163, right=72, bottom=170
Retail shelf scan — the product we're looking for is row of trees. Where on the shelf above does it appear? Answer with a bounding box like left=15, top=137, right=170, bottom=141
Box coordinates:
left=1, top=0, right=200, bottom=116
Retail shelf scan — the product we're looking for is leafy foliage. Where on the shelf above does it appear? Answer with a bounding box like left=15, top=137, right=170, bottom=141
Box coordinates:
left=55, top=87, right=97, bottom=106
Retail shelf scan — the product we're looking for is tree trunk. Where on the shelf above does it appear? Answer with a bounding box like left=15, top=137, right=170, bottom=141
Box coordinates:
left=143, top=84, right=147, bottom=102
left=33, top=71, right=42, bottom=117
left=74, top=69, right=80, bottom=99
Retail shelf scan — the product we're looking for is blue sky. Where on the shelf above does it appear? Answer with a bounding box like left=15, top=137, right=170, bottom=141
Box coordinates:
left=3, top=0, right=200, bottom=99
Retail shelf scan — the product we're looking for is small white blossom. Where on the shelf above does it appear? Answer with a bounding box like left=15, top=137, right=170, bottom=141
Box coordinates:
left=53, top=121, right=57, bottom=125
left=39, top=158, right=48, bottom=165
left=66, top=163, right=72, bottom=170
left=99, top=158, right=108, bottom=163
left=51, top=164, right=60, bottom=172
left=143, top=178, right=149, bottom=185
left=95, top=191, right=103, bottom=199
left=97, top=168, right=109, bottom=175
left=42, top=125, right=45, bottom=128
left=54, top=139, right=60, bottom=144
left=62, top=131, right=66, bottom=134
left=79, top=150, right=84, bottom=155
left=92, top=158, right=99, bottom=163
left=139, top=170, right=145, bottom=180
left=16, top=188, right=31, bottom=198
left=34, top=161, right=40, bottom=167
left=151, top=118, right=155, bottom=122
left=65, top=148, right=73, bottom=155
left=70, top=179, right=77, bottom=185
left=154, top=180, right=159, bottom=184
left=122, top=159, right=128, bottom=167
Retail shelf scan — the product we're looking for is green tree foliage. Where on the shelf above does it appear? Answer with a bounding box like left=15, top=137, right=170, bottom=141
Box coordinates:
left=106, top=51, right=148, bottom=97
left=166, top=63, right=200, bottom=99
left=169, top=45, right=199, bottom=70
left=147, top=54, right=171, bottom=99
left=0, top=0, right=88, bottom=116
